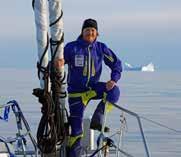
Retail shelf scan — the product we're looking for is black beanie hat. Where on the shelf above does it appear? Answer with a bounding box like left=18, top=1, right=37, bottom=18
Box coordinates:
left=82, top=18, right=98, bottom=32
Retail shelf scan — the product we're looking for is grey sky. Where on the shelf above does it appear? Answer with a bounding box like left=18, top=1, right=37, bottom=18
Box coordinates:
left=0, top=0, right=181, bottom=70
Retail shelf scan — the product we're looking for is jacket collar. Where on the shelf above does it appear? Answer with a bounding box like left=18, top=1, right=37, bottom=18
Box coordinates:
left=77, top=36, right=97, bottom=48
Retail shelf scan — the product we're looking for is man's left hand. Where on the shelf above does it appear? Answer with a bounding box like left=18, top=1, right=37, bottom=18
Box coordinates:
left=106, top=80, right=116, bottom=91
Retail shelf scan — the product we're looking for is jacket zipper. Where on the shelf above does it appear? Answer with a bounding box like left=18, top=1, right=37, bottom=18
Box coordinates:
left=86, top=45, right=91, bottom=87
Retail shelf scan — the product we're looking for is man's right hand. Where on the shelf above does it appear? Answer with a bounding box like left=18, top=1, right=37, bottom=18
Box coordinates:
left=54, top=58, right=64, bottom=69
left=106, top=80, right=116, bottom=91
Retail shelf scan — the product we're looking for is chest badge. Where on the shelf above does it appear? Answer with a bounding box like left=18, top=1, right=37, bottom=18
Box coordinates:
left=75, top=55, right=84, bottom=67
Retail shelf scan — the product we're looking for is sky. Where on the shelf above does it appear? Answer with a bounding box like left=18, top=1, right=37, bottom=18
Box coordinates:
left=0, top=0, right=181, bottom=70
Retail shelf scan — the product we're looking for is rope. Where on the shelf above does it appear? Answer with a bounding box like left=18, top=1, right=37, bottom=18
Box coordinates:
left=37, top=33, right=49, bottom=79
left=50, top=69, right=67, bottom=144
left=49, top=7, right=67, bottom=144
left=50, top=33, right=64, bottom=62
left=33, top=59, right=58, bottom=153
left=49, top=10, right=63, bottom=27
left=33, top=88, right=57, bottom=153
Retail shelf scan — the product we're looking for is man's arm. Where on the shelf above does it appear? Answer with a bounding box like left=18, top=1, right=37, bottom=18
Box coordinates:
left=54, top=43, right=71, bottom=69
left=102, top=44, right=122, bottom=90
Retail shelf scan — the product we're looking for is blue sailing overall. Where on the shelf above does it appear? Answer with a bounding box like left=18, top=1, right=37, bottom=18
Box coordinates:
left=64, top=37, right=122, bottom=157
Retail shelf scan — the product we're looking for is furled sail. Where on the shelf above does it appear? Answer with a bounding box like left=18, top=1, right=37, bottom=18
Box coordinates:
left=32, top=0, right=67, bottom=155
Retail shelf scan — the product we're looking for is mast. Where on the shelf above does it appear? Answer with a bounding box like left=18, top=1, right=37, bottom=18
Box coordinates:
left=32, top=0, right=67, bottom=156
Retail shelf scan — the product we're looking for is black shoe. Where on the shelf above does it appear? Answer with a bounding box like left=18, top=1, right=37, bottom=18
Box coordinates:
left=90, top=123, right=110, bottom=133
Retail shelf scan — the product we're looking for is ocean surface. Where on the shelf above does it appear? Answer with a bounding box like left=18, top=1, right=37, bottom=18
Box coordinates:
left=0, top=68, right=181, bottom=157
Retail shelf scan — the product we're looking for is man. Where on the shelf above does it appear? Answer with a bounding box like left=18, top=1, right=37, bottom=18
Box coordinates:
left=64, top=18, right=122, bottom=156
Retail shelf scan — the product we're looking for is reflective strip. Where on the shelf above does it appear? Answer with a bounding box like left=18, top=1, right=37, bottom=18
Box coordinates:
left=69, top=90, right=97, bottom=106
left=103, top=92, right=107, bottom=103
left=106, top=102, right=114, bottom=112
left=103, top=92, right=113, bottom=112
left=83, top=56, right=87, bottom=76
left=68, top=134, right=83, bottom=148
left=104, top=54, right=114, bottom=62
left=91, top=59, right=96, bottom=76
left=86, top=46, right=91, bottom=87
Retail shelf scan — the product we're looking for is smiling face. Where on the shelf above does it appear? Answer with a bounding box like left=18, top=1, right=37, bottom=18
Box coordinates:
left=82, top=27, right=98, bottom=43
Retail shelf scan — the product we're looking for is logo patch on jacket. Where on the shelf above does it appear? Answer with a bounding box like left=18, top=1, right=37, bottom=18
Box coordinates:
left=75, top=55, right=84, bottom=67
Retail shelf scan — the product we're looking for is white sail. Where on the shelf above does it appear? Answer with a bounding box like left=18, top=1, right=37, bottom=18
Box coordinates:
left=33, top=0, right=64, bottom=87
left=33, top=0, right=49, bottom=89
left=49, top=0, right=64, bottom=65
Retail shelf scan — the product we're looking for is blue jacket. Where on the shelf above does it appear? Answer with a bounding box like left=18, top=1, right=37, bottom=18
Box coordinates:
left=64, top=37, right=122, bottom=93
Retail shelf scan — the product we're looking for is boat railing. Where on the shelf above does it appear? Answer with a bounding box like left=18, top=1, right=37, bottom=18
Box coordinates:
left=111, top=103, right=150, bottom=157
left=81, top=103, right=151, bottom=157
left=0, top=100, right=39, bottom=157
left=1, top=100, right=150, bottom=157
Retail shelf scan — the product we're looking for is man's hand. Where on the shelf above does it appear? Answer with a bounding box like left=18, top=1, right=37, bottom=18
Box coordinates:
left=106, top=80, right=116, bottom=91
left=54, top=58, right=64, bottom=69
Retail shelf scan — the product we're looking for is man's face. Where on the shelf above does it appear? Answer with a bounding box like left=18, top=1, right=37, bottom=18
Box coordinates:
left=82, top=27, right=98, bottom=43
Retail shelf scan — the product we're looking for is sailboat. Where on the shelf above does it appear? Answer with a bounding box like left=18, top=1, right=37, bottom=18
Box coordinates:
left=0, top=0, right=179, bottom=157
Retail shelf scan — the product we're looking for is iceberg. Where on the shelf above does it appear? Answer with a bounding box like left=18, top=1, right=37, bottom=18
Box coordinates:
left=124, top=62, right=155, bottom=72
left=141, top=62, right=155, bottom=72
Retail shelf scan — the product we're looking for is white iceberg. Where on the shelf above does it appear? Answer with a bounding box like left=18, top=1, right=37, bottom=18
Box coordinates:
left=141, top=62, right=155, bottom=72
left=125, top=62, right=133, bottom=68
left=124, top=62, right=155, bottom=72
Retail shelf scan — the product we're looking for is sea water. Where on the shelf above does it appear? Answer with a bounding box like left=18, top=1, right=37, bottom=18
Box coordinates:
left=0, top=68, right=181, bottom=157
